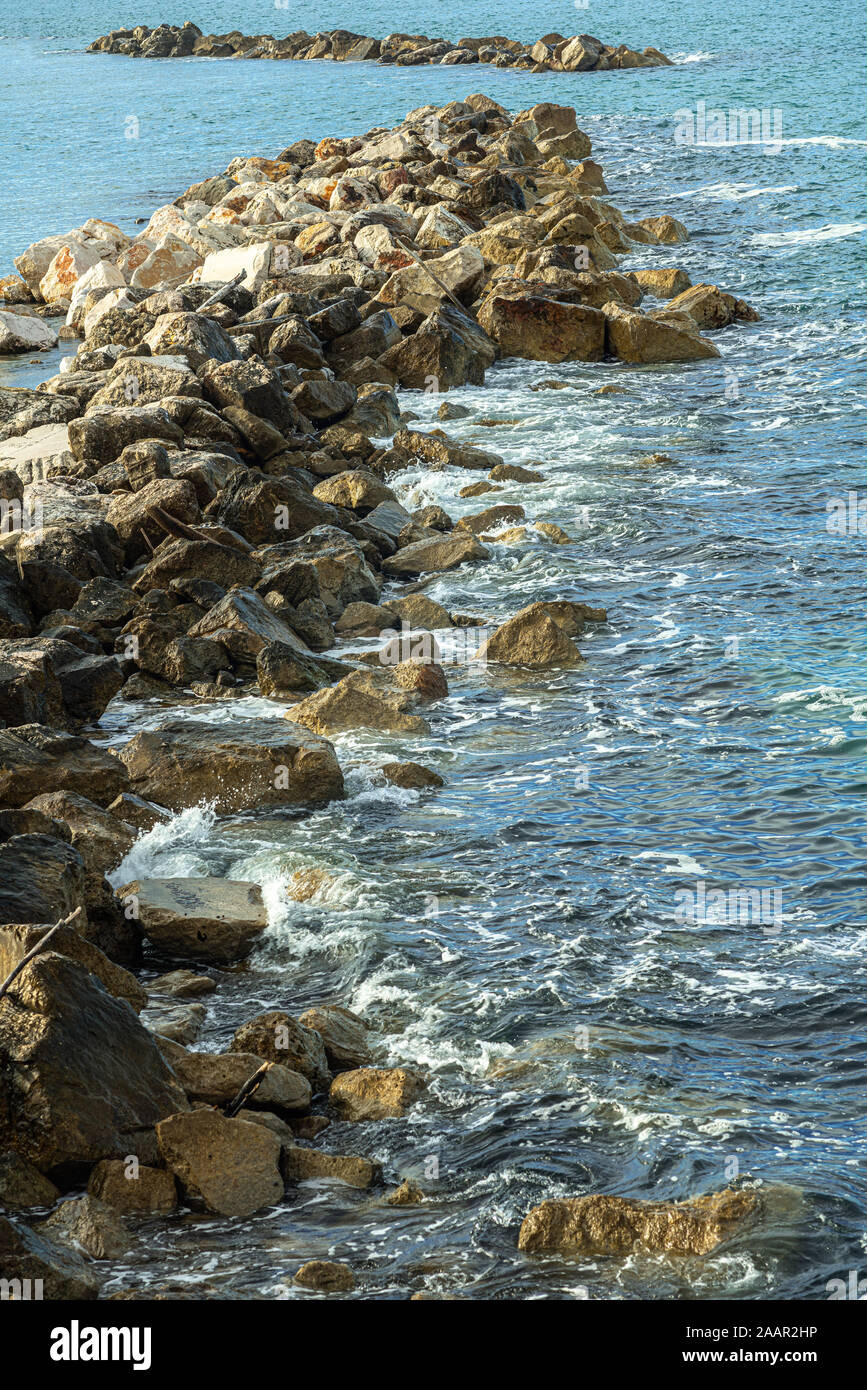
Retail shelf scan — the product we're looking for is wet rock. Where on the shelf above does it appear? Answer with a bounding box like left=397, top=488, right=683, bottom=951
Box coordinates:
left=478, top=603, right=583, bottom=668
left=0, top=1151, right=60, bottom=1208
left=603, top=302, right=720, bottom=362
left=517, top=1188, right=760, bottom=1256
left=149, top=969, right=216, bottom=999
left=387, top=1177, right=425, bottom=1206
left=282, top=1147, right=380, bottom=1189
left=381, top=761, right=444, bottom=790
left=294, top=1259, right=355, bottom=1292
left=23, top=791, right=136, bottom=903
left=117, top=718, right=344, bottom=814
left=291, top=378, right=356, bottom=424
left=187, top=585, right=311, bottom=663
left=156, top=1109, right=283, bottom=1218
left=232, top=1011, right=330, bottom=1090
left=43, top=1194, right=130, bottom=1260
left=329, top=1066, right=427, bottom=1121
left=119, top=878, right=267, bottom=963
left=171, top=1051, right=312, bottom=1112
left=87, top=1158, right=177, bottom=1214
left=286, top=669, right=431, bottom=737
left=456, top=503, right=525, bottom=535
left=0, top=725, right=128, bottom=808
left=383, top=595, right=453, bottom=629
left=0, top=923, right=146, bottom=1013
left=0, top=1212, right=100, bottom=1298
left=0, top=832, right=87, bottom=927
left=479, top=291, right=606, bottom=363
left=382, top=531, right=489, bottom=578
left=256, top=641, right=350, bottom=697
left=0, top=952, right=187, bottom=1173
left=298, top=1006, right=372, bottom=1070
left=312, top=470, right=395, bottom=513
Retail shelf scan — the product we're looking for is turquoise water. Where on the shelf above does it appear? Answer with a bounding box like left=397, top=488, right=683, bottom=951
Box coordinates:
left=2, top=3, right=867, bottom=1299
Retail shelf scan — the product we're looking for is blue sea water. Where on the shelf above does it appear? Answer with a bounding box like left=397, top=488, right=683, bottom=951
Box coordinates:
left=2, top=2, right=867, bottom=1299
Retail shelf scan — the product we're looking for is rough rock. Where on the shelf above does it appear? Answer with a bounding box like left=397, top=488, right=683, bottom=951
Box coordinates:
left=156, top=1109, right=283, bottom=1218
left=87, top=1159, right=177, bottom=1214
left=517, top=1189, right=760, bottom=1256
left=329, top=1067, right=427, bottom=1121
left=298, top=1006, right=371, bottom=1070
left=478, top=603, right=584, bottom=668
left=231, top=1011, right=330, bottom=1090
left=294, top=1259, right=355, bottom=1292
left=117, top=719, right=344, bottom=814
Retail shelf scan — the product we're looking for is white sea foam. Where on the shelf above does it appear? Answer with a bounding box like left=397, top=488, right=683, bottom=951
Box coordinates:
left=753, top=222, right=867, bottom=246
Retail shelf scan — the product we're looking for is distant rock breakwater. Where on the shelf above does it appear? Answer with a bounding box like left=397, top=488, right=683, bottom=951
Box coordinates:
left=88, top=23, right=672, bottom=74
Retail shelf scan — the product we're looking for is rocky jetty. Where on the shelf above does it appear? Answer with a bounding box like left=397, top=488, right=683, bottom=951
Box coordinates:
left=0, top=92, right=760, bottom=1298
left=88, top=24, right=673, bottom=74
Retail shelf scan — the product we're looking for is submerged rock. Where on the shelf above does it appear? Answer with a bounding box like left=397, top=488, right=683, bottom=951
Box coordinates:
left=294, top=1259, right=355, bottom=1292
left=518, top=1188, right=760, bottom=1256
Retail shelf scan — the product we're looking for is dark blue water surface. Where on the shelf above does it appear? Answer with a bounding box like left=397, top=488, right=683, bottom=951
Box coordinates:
left=2, top=2, right=866, bottom=1299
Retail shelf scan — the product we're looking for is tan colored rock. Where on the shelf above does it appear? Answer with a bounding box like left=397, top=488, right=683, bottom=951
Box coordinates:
left=631, top=215, right=689, bottom=245
left=312, top=470, right=396, bottom=512
left=518, top=1188, right=760, bottom=1256
left=489, top=463, right=545, bottom=483
left=38, top=241, right=101, bottom=302
left=383, top=595, right=453, bottom=629
left=149, top=969, right=216, bottom=999
left=156, top=1109, right=283, bottom=1218
left=478, top=291, right=605, bottom=363
left=119, top=878, right=267, bottom=963
left=294, top=1259, right=355, bottom=1292
left=382, top=532, right=489, bottom=579
left=381, top=761, right=444, bottom=790
left=379, top=245, right=485, bottom=316
left=171, top=1051, right=311, bottom=1112
left=329, top=1067, right=426, bottom=1121
left=666, top=282, right=758, bottom=329
left=478, top=604, right=583, bottom=668
left=632, top=268, right=692, bottom=299
left=282, top=1147, right=380, bottom=1189
left=387, top=1177, right=425, bottom=1206
left=231, top=1011, right=330, bottom=1090
left=87, top=1159, right=177, bottom=1214
left=603, top=302, right=720, bottom=363
left=535, top=521, right=572, bottom=545
left=286, top=670, right=431, bottom=737
left=117, top=719, right=344, bottom=814
left=298, top=1006, right=371, bottom=1070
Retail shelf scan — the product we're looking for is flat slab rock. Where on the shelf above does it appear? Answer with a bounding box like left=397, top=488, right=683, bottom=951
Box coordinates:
left=117, top=717, right=344, bottom=814
left=119, top=877, right=267, bottom=963
left=518, top=1189, right=761, bottom=1256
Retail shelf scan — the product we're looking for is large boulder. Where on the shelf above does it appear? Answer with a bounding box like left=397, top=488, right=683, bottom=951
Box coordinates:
left=0, top=924, right=146, bottom=1014
left=117, top=718, right=344, bottom=814
left=86, top=1158, right=177, bottom=1213
left=298, top=1006, right=372, bottom=1070
left=0, top=952, right=188, bottom=1174
left=0, top=833, right=87, bottom=926
left=120, top=878, right=267, bottom=963
left=286, top=670, right=431, bottom=737
left=379, top=246, right=485, bottom=316
left=0, top=1213, right=100, bottom=1299
left=171, top=1050, right=311, bottom=1112
left=379, top=304, right=496, bottom=390
left=603, top=302, right=720, bottom=362
left=0, top=311, right=58, bottom=354
left=207, top=470, right=337, bottom=546
left=142, top=311, right=240, bottom=370
left=382, top=531, right=489, bottom=578
left=478, top=291, right=606, bottom=363
left=0, top=725, right=128, bottom=808
left=156, top=1109, right=283, bottom=1218
left=518, top=1189, right=760, bottom=1256
left=478, top=603, right=584, bottom=668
